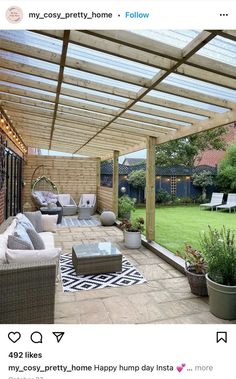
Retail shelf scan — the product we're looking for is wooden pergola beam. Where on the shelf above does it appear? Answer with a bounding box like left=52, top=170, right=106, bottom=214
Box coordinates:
left=49, top=30, right=70, bottom=149
left=157, top=108, right=236, bottom=145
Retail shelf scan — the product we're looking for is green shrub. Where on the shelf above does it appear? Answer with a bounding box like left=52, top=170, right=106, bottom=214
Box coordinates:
left=157, top=189, right=171, bottom=203
left=118, top=195, right=135, bottom=218
left=200, top=226, right=236, bottom=286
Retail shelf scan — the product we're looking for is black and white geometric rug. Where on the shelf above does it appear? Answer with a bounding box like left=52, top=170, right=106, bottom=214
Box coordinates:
left=60, top=254, right=146, bottom=292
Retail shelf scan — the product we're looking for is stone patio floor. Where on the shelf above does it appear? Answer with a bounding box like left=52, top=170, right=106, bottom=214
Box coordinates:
left=54, top=224, right=234, bottom=324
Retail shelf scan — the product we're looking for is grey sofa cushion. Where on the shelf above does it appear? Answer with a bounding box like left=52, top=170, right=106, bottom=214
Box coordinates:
left=8, top=235, right=34, bottom=250
left=26, top=228, right=45, bottom=250
left=16, top=213, right=36, bottom=231
left=24, top=211, right=43, bottom=233
left=14, top=223, right=34, bottom=249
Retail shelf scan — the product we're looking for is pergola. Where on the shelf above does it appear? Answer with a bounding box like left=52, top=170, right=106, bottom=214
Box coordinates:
left=0, top=29, right=236, bottom=240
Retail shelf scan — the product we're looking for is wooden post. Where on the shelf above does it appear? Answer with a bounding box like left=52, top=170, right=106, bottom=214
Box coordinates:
left=112, top=150, right=119, bottom=216
left=96, top=158, right=101, bottom=187
left=146, top=136, right=156, bottom=241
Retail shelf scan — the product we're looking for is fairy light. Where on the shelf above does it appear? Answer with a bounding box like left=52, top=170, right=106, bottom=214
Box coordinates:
left=0, top=109, right=28, bottom=154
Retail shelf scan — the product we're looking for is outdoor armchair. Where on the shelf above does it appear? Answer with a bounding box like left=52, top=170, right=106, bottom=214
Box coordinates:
left=57, top=194, right=77, bottom=216
left=78, top=194, right=96, bottom=219
left=200, top=192, right=224, bottom=211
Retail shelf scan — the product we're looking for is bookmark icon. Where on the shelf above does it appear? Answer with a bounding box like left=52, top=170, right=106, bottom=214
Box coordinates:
left=52, top=332, right=65, bottom=343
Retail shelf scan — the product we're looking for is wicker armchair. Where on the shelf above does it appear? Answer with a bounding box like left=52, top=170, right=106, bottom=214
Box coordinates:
left=0, top=261, right=56, bottom=324
left=0, top=218, right=56, bottom=324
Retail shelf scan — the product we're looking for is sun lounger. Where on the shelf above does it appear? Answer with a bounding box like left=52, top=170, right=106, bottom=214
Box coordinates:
left=216, top=194, right=236, bottom=213
left=200, top=192, right=224, bottom=211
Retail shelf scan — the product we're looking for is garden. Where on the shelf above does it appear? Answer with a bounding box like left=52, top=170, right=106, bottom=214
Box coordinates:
left=133, top=205, right=236, bottom=253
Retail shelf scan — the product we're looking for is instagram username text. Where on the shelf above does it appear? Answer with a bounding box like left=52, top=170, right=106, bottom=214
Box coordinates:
left=28, top=12, right=112, bottom=20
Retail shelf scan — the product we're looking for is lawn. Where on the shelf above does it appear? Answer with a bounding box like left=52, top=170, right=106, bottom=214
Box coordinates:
left=133, top=205, right=236, bottom=254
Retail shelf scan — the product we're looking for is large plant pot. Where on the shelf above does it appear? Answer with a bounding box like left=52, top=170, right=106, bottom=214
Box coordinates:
left=206, top=274, right=236, bottom=320
left=185, top=269, right=208, bottom=297
left=124, top=230, right=141, bottom=249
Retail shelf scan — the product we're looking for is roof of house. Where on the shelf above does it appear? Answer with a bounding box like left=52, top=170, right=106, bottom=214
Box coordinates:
left=196, top=124, right=236, bottom=167
left=123, top=158, right=146, bottom=165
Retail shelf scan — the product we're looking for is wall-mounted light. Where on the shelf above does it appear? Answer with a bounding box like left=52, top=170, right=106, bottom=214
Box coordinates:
left=186, top=176, right=190, bottom=180
left=156, top=176, right=161, bottom=180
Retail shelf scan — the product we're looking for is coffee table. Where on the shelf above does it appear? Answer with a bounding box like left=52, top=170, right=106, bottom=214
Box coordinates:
left=72, top=242, right=122, bottom=275
left=40, top=206, right=63, bottom=224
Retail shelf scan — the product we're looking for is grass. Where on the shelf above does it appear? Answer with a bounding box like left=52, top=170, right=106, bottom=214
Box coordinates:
left=132, top=205, right=236, bottom=254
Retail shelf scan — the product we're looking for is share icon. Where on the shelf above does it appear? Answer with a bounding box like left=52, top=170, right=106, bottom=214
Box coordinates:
left=52, top=332, right=65, bottom=343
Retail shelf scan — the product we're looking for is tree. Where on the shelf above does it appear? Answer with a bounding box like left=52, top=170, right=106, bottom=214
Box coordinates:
left=192, top=170, right=214, bottom=200
left=128, top=169, right=146, bottom=203
left=216, top=144, right=236, bottom=192
left=155, top=127, right=227, bottom=167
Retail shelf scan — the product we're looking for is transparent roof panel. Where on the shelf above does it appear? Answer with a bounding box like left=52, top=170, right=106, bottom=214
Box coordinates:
left=0, top=51, right=59, bottom=72
left=164, top=73, right=236, bottom=101
left=137, top=101, right=207, bottom=120
left=130, top=30, right=200, bottom=48
left=0, top=30, right=62, bottom=53
left=148, top=90, right=229, bottom=112
left=64, top=67, right=141, bottom=92
left=0, top=68, right=57, bottom=86
left=119, top=117, right=176, bottom=131
left=198, top=36, right=236, bottom=66
left=126, top=110, right=191, bottom=126
left=62, top=83, right=128, bottom=102
left=59, top=95, right=120, bottom=110
left=67, top=43, right=159, bottom=78
left=0, top=81, right=56, bottom=98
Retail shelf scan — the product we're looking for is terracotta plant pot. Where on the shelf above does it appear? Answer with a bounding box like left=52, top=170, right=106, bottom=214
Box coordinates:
left=124, top=230, right=141, bottom=249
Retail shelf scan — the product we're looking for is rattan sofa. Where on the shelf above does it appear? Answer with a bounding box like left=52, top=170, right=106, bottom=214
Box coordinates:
left=0, top=217, right=57, bottom=324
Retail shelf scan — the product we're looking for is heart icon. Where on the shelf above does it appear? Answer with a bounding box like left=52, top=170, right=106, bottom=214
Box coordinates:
left=8, top=332, right=21, bottom=343
left=176, top=366, right=183, bottom=373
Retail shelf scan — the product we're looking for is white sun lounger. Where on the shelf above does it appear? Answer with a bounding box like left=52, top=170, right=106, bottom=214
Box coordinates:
left=200, top=192, right=224, bottom=211
left=216, top=194, right=236, bottom=213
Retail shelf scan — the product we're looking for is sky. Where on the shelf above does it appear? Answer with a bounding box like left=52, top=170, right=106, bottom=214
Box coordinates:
left=119, top=149, right=146, bottom=163
left=39, top=148, right=147, bottom=164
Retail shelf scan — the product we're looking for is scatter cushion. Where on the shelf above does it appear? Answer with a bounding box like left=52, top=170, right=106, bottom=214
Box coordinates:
left=24, top=211, right=43, bottom=233
left=41, top=214, right=58, bottom=232
left=0, top=219, right=17, bottom=264
left=26, top=228, right=45, bottom=250
left=16, top=213, right=36, bottom=231
left=6, top=247, right=61, bottom=264
left=7, top=235, right=34, bottom=250
left=39, top=232, right=55, bottom=249
left=14, top=223, right=34, bottom=249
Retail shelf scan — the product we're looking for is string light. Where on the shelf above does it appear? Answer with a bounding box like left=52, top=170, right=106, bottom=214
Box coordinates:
left=0, top=110, right=27, bottom=154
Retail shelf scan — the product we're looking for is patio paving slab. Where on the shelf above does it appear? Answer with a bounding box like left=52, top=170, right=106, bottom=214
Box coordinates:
left=54, top=224, right=228, bottom=324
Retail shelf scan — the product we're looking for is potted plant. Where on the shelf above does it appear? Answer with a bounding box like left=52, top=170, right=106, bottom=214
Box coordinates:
left=118, top=195, right=135, bottom=220
left=200, top=226, right=236, bottom=320
left=119, top=217, right=145, bottom=249
left=177, top=244, right=208, bottom=296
